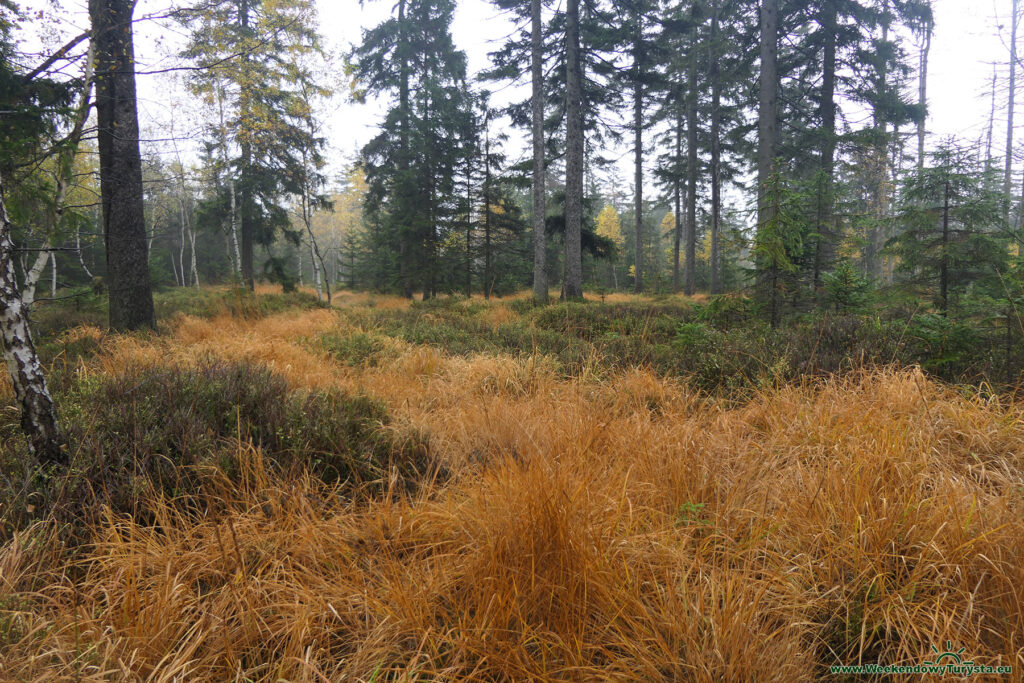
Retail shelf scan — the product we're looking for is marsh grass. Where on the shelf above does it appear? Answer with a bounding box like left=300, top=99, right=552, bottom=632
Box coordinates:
left=1, top=289, right=1023, bottom=680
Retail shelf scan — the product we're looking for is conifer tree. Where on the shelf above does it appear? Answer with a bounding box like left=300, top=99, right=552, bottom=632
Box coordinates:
left=356, top=0, right=474, bottom=298
left=181, top=0, right=325, bottom=291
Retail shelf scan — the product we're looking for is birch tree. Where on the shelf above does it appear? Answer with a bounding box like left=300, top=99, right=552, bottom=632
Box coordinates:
left=0, top=179, right=64, bottom=467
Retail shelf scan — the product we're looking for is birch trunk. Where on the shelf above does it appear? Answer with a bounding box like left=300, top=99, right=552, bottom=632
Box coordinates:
left=188, top=221, right=199, bottom=288
left=77, top=224, right=93, bottom=279
left=0, top=183, right=64, bottom=467
left=21, top=245, right=51, bottom=308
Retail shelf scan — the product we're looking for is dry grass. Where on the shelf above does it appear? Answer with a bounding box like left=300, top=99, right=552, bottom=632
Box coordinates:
left=331, top=289, right=414, bottom=310
left=3, top=295, right=1024, bottom=680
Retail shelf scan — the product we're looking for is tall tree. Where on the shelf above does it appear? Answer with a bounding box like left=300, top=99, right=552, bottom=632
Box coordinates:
left=812, top=0, right=838, bottom=287
left=182, top=0, right=324, bottom=291
left=708, top=0, right=722, bottom=294
left=90, top=0, right=155, bottom=330
left=685, top=3, right=699, bottom=296
left=757, top=0, right=778, bottom=305
left=290, top=55, right=331, bottom=303
left=1007, top=0, right=1019, bottom=204
left=530, top=0, right=548, bottom=303
left=893, top=144, right=1009, bottom=313
left=563, top=0, right=584, bottom=299
left=622, top=0, right=659, bottom=293
left=357, top=0, right=474, bottom=298
left=756, top=0, right=779, bottom=245
left=916, top=1, right=932, bottom=170
left=0, top=4, right=66, bottom=466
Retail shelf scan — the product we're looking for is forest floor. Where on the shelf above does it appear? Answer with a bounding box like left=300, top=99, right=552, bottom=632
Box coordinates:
left=1, top=286, right=1023, bottom=680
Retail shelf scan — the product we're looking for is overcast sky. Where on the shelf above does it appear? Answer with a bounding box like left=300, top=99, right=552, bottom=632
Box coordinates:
left=21, top=0, right=1021, bottom=191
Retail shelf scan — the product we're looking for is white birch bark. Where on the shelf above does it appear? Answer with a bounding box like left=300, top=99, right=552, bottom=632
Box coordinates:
left=0, top=182, right=64, bottom=466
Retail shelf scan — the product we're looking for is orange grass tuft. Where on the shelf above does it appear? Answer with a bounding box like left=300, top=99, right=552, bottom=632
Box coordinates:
left=2, top=304, right=1024, bottom=680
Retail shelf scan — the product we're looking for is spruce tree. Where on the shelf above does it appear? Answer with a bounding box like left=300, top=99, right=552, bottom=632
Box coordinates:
left=181, top=0, right=325, bottom=290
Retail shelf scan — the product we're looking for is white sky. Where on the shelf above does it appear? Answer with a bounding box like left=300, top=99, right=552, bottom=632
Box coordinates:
left=17, top=0, right=1020, bottom=190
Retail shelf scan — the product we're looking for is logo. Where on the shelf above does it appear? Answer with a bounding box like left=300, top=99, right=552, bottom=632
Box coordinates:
left=922, top=641, right=972, bottom=668
left=829, top=642, right=1013, bottom=677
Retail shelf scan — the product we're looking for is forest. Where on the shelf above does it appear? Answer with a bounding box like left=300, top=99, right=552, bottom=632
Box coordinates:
left=2, top=0, right=1024, bottom=679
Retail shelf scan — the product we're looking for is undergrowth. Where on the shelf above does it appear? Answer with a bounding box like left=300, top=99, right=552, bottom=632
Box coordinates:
left=1, top=288, right=1022, bottom=680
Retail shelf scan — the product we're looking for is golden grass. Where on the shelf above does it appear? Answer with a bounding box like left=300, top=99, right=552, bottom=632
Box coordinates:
left=331, top=289, right=414, bottom=310
left=3, top=298, right=1024, bottom=680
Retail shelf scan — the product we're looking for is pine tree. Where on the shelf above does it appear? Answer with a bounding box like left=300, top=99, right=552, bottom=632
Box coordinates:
left=893, top=143, right=1009, bottom=313
left=180, top=0, right=325, bottom=291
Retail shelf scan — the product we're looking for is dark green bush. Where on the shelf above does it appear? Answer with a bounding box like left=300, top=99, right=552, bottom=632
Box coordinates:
left=63, top=360, right=428, bottom=490
left=532, top=302, right=691, bottom=342
left=0, top=361, right=435, bottom=536
left=335, top=295, right=1022, bottom=392
left=318, top=331, right=393, bottom=367
left=904, top=314, right=982, bottom=374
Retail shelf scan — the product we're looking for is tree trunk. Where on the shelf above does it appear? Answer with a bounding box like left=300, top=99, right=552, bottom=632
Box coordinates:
left=21, top=245, right=51, bottom=309
left=673, top=84, right=683, bottom=294
left=188, top=221, right=199, bottom=288
left=917, top=9, right=932, bottom=170
left=632, top=5, right=644, bottom=294
left=531, top=0, right=548, bottom=304
left=228, top=178, right=241, bottom=276
left=484, top=120, right=493, bottom=299
left=90, top=0, right=155, bottom=330
left=940, top=179, right=949, bottom=313
left=757, top=0, right=779, bottom=242
left=215, top=79, right=241, bottom=276
left=178, top=199, right=187, bottom=287
left=397, top=0, right=413, bottom=299
left=0, top=182, right=64, bottom=467
left=867, top=6, right=890, bottom=280
left=237, top=0, right=256, bottom=291
left=1007, top=0, right=1019, bottom=204
left=465, top=155, right=472, bottom=297
left=685, top=24, right=698, bottom=296
left=563, top=0, right=584, bottom=299
left=77, top=225, right=93, bottom=279
left=987, top=66, right=997, bottom=166
left=309, top=244, right=320, bottom=296
left=812, top=0, right=837, bottom=288
left=709, top=0, right=722, bottom=295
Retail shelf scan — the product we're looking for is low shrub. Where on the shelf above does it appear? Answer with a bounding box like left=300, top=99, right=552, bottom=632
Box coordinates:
left=0, top=360, right=434, bottom=537
left=317, top=331, right=397, bottom=367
